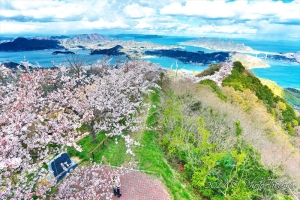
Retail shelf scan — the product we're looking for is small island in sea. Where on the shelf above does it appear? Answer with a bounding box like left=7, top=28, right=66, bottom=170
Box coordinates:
left=90, top=45, right=126, bottom=56
left=52, top=51, right=75, bottom=55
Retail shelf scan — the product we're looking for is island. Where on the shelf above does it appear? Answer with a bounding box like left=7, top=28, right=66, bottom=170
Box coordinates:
left=90, top=45, right=126, bottom=56
left=144, top=49, right=230, bottom=65
left=179, top=37, right=255, bottom=53
left=269, top=53, right=300, bottom=63
left=52, top=51, right=75, bottom=55
left=0, top=37, right=63, bottom=51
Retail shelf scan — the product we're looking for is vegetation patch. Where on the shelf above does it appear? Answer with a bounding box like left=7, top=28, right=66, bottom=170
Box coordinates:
left=158, top=82, right=293, bottom=199
left=199, top=79, right=227, bottom=101
left=196, top=64, right=221, bottom=77
left=222, top=61, right=300, bottom=135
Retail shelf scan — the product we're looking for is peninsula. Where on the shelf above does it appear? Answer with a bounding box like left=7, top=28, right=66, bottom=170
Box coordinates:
left=180, top=37, right=255, bottom=53
left=231, top=53, right=269, bottom=69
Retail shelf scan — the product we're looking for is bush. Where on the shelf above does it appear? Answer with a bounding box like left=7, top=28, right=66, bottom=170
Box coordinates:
left=200, top=79, right=227, bottom=101
left=196, top=64, right=221, bottom=77
left=234, top=121, right=243, bottom=137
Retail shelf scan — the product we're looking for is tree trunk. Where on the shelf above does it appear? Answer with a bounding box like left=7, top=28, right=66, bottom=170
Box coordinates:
left=86, top=122, right=98, bottom=142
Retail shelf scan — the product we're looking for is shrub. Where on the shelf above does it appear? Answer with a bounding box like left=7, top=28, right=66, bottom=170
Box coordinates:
left=200, top=79, right=227, bottom=101
left=196, top=64, right=221, bottom=77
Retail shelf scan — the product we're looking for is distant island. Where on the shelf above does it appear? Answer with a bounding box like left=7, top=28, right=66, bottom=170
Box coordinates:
left=269, top=52, right=300, bottom=63
left=52, top=51, right=75, bottom=55
left=59, top=33, right=111, bottom=49
left=0, top=37, right=62, bottom=51
left=145, top=49, right=229, bottom=65
left=90, top=45, right=125, bottom=56
left=180, top=37, right=255, bottom=53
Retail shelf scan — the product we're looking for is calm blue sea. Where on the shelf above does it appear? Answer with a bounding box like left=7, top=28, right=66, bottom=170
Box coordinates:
left=0, top=49, right=106, bottom=68
left=0, top=35, right=299, bottom=88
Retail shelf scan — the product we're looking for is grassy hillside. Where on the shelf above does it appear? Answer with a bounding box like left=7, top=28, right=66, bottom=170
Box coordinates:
left=63, top=61, right=300, bottom=199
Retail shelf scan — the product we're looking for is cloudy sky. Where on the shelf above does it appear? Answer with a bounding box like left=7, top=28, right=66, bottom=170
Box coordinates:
left=0, top=0, right=299, bottom=39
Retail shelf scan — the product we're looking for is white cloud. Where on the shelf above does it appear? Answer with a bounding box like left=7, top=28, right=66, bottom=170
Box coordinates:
left=124, top=3, right=155, bottom=19
left=0, top=19, right=128, bottom=34
left=135, top=20, right=153, bottom=29
left=0, top=9, right=20, bottom=18
left=160, top=1, right=242, bottom=18
left=82, top=18, right=129, bottom=29
left=1, top=0, right=108, bottom=20
left=167, top=22, right=257, bottom=37
left=0, top=20, right=40, bottom=33
left=160, top=0, right=299, bottom=23
left=0, top=0, right=299, bottom=38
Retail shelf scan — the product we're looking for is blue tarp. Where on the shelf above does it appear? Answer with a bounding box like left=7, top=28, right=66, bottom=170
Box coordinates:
left=49, top=152, right=78, bottom=182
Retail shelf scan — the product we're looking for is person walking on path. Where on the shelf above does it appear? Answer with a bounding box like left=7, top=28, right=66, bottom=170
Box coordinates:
left=112, top=175, right=122, bottom=198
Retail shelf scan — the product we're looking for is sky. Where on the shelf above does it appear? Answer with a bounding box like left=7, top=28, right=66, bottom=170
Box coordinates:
left=0, top=0, right=299, bottom=39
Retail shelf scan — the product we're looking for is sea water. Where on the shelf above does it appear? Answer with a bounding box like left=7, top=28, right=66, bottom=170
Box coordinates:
left=0, top=36, right=299, bottom=88
left=0, top=49, right=108, bottom=68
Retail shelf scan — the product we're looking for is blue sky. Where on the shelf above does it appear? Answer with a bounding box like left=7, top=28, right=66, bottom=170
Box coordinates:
left=0, top=0, right=299, bottom=39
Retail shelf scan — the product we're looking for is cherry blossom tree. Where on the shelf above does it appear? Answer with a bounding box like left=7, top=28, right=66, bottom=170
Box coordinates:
left=0, top=62, right=89, bottom=199
left=78, top=60, right=162, bottom=150
left=197, top=62, right=233, bottom=86
left=0, top=59, right=162, bottom=199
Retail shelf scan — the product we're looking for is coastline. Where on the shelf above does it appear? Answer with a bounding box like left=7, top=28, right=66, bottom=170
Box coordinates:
left=180, top=43, right=295, bottom=58
left=180, top=43, right=257, bottom=54
left=231, top=53, right=270, bottom=69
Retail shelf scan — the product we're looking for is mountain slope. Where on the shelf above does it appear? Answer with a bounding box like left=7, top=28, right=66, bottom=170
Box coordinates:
left=156, top=62, right=300, bottom=199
